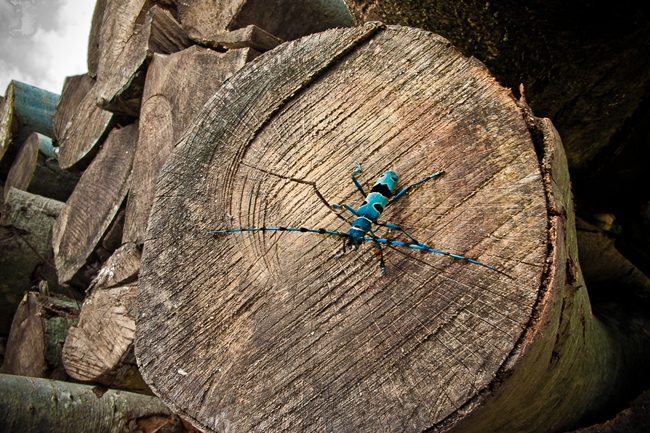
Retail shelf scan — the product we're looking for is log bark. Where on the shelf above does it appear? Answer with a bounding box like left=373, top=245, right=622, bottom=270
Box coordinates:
left=123, top=45, right=258, bottom=244
left=570, top=389, right=650, bottom=433
left=52, top=123, right=138, bottom=286
left=4, top=132, right=79, bottom=202
left=134, top=23, right=618, bottom=432
left=576, top=217, right=650, bottom=295
left=55, top=74, right=115, bottom=171
left=95, top=4, right=192, bottom=117
left=0, top=189, right=66, bottom=335
left=0, top=81, right=59, bottom=177
left=0, top=374, right=191, bottom=433
left=176, top=0, right=355, bottom=45
left=0, top=291, right=79, bottom=380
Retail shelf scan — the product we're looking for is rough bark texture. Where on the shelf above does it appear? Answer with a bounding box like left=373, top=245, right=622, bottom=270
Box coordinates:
left=177, top=0, right=355, bottom=44
left=4, top=132, right=79, bottom=202
left=571, top=389, right=650, bottom=433
left=0, top=189, right=65, bottom=335
left=52, top=123, right=138, bottom=286
left=0, top=374, right=189, bottom=433
left=123, top=45, right=258, bottom=244
left=94, top=3, right=192, bottom=117
left=0, top=81, right=59, bottom=177
left=135, top=24, right=600, bottom=432
left=0, top=292, right=79, bottom=380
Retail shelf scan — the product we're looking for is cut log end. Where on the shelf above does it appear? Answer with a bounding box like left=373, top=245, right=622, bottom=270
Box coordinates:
left=136, top=25, right=549, bottom=432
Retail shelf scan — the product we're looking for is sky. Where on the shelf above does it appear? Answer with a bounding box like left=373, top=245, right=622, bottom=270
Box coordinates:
left=0, top=0, right=94, bottom=95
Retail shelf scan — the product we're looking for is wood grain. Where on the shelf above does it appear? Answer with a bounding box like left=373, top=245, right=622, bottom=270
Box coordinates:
left=52, top=123, right=138, bottom=285
left=137, top=24, right=547, bottom=432
left=123, top=46, right=257, bottom=244
left=4, top=132, right=78, bottom=202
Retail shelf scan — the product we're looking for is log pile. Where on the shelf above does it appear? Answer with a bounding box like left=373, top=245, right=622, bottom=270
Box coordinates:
left=2, top=0, right=650, bottom=432
left=0, top=0, right=354, bottom=431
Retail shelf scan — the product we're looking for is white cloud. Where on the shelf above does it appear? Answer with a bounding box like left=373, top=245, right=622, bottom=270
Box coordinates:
left=0, top=0, right=94, bottom=94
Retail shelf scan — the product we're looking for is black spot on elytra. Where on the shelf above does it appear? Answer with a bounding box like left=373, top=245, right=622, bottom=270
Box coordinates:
left=370, top=183, right=392, bottom=198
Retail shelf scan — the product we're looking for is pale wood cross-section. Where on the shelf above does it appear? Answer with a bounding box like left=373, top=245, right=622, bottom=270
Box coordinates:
left=136, top=23, right=550, bottom=432
left=54, top=73, right=114, bottom=171
left=52, top=123, right=138, bottom=285
left=123, top=45, right=259, bottom=245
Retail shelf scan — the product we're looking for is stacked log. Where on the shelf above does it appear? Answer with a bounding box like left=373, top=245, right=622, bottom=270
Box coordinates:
left=0, top=189, right=70, bottom=335
left=0, top=81, right=59, bottom=176
left=0, top=291, right=79, bottom=380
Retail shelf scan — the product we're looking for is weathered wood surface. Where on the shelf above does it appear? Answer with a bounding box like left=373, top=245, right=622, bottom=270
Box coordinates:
left=0, top=374, right=190, bottom=433
left=123, top=45, right=258, bottom=244
left=55, top=74, right=114, bottom=171
left=87, top=0, right=107, bottom=78
left=0, top=189, right=65, bottom=335
left=197, top=24, right=283, bottom=52
left=89, top=241, right=141, bottom=291
left=345, top=3, right=650, bottom=280
left=52, top=73, right=95, bottom=141
left=62, top=282, right=149, bottom=393
left=4, top=132, right=79, bottom=202
left=95, top=4, right=192, bottom=117
left=134, top=23, right=619, bottom=432
left=0, top=292, right=79, bottom=380
left=61, top=242, right=144, bottom=392
left=177, top=0, right=355, bottom=44
left=52, top=123, right=138, bottom=286
left=0, top=81, right=59, bottom=176
left=446, top=117, right=626, bottom=432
